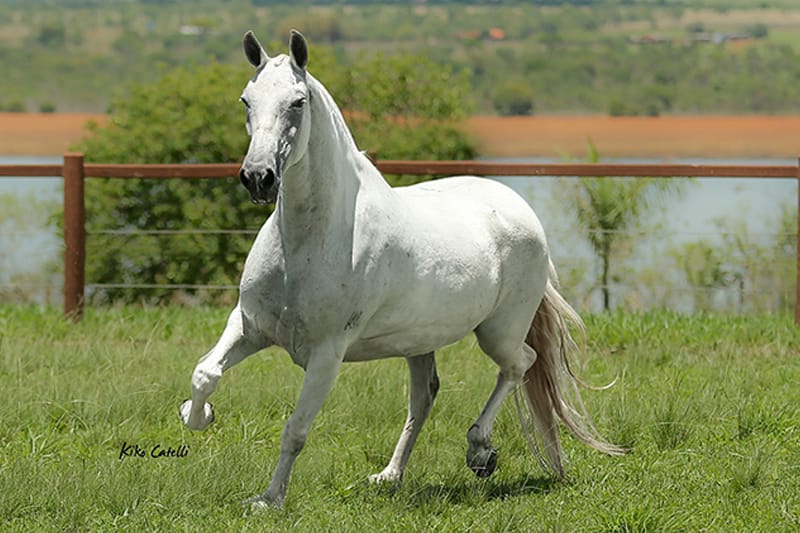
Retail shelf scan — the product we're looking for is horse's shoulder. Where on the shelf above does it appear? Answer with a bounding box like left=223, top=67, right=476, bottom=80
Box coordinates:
left=242, top=217, right=284, bottom=276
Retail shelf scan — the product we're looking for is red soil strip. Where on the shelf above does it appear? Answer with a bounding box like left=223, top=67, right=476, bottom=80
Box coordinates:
left=0, top=113, right=105, bottom=156
left=465, top=115, right=800, bottom=159
left=2, top=112, right=799, bottom=159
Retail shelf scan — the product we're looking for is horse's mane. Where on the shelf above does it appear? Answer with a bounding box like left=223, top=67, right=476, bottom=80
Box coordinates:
left=307, top=73, right=360, bottom=154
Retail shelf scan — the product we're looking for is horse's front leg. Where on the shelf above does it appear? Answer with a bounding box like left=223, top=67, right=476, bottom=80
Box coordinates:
left=369, top=352, right=438, bottom=485
left=179, top=305, right=265, bottom=430
left=248, top=342, right=344, bottom=510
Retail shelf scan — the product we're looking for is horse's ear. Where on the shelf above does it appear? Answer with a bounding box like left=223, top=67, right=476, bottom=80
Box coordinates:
left=289, top=29, right=308, bottom=70
left=243, top=31, right=268, bottom=68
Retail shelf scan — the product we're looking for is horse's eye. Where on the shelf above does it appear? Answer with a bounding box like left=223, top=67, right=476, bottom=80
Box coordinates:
left=240, top=97, right=250, bottom=109
left=290, top=98, right=306, bottom=110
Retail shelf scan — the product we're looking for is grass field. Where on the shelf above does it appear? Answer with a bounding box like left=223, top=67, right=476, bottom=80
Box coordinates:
left=4, top=112, right=800, bottom=159
left=1, top=306, right=799, bottom=531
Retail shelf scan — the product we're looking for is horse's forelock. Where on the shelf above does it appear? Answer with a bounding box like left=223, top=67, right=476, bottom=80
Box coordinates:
left=252, top=55, right=300, bottom=84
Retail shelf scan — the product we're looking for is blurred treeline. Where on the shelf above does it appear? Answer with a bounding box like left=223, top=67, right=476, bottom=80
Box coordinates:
left=3, top=0, right=800, bottom=115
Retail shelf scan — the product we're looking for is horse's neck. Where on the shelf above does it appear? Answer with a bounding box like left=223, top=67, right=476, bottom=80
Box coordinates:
left=277, top=75, right=387, bottom=254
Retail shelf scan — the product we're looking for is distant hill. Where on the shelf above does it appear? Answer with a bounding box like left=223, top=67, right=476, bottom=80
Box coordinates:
left=3, top=1, right=800, bottom=114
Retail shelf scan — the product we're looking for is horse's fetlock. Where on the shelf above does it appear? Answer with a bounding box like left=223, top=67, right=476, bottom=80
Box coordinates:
left=467, top=424, right=491, bottom=448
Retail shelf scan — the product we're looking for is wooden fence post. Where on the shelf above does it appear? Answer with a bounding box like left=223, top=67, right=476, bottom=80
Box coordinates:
left=63, top=152, right=86, bottom=321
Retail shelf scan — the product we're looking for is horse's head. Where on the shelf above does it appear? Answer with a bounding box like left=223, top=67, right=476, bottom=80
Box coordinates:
left=239, top=30, right=311, bottom=204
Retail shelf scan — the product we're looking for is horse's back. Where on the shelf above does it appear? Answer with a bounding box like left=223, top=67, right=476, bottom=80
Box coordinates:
left=396, top=176, right=548, bottom=257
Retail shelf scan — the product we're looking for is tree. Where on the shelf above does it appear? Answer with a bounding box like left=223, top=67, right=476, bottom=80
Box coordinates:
left=277, top=13, right=344, bottom=43
left=73, top=46, right=476, bottom=304
left=669, top=204, right=796, bottom=315
left=714, top=205, right=795, bottom=314
left=671, top=239, right=733, bottom=312
left=36, top=23, right=66, bottom=47
left=746, top=23, right=769, bottom=39
left=560, top=143, right=683, bottom=311
left=772, top=203, right=796, bottom=312
left=492, top=80, right=534, bottom=116
left=74, top=62, right=258, bottom=305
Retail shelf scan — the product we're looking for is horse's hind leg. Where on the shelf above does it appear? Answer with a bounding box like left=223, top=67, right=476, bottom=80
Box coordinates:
left=465, top=371, right=519, bottom=478
left=468, top=320, right=538, bottom=478
left=369, top=352, right=438, bottom=485
left=179, top=305, right=265, bottom=430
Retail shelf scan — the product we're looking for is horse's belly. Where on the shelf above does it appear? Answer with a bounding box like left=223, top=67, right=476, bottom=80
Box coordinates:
left=344, top=323, right=473, bottom=361
left=343, top=280, right=498, bottom=361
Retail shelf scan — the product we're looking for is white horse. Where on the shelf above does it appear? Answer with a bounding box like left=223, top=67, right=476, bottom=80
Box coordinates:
left=179, top=30, right=622, bottom=510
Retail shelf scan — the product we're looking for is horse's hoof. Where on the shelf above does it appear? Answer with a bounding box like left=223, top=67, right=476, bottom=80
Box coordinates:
left=245, top=493, right=283, bottom=512
left=368, top=467, right=402, bottom=485
left=468, top=447, right=498, bottom=478
left=179, top=399, right=215, bottom=431
left=249, top=500, right=272, bottom=514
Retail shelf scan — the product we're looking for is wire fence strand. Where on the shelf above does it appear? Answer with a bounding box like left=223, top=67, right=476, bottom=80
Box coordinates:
left=87, top=229, right=260, bottom=236
left=88, top=283, right=239, bottom=290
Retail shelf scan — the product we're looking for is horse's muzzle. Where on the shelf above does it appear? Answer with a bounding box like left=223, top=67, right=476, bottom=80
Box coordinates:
left=239, top=167, right=279, bottom=204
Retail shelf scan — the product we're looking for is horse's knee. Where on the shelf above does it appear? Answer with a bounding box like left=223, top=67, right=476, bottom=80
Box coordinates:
left=192, top=364, right=221, bottom=395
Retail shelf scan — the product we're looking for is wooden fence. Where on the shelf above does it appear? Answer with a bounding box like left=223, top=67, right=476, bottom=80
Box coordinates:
left=2, top=152, right=799, bottom=321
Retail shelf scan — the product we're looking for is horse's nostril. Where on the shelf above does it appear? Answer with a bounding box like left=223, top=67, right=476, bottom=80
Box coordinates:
left=264, top=168, right=276, bottom=188
left=239, top=168, right=249, bottom=188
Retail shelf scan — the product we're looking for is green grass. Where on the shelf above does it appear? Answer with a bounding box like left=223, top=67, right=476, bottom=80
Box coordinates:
left=2, top=306, right=799, bottom=531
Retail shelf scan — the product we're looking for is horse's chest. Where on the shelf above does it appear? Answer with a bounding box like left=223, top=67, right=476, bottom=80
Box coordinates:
left=283, top=264, right=360, bottom=318
left=243, top=258, right=365, bottom=352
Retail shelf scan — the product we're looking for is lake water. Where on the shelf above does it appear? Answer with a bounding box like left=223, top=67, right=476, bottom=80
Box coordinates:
left=0, top=156, right=63, bottom=304
left=491, top=156, right=796, bottom=238
left=1, top=155, right=795, bottom=308
left=0, top=155, right=62, bottom=199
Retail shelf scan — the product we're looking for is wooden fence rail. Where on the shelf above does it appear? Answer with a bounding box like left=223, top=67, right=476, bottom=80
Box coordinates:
left=2, top=153, right=799, bottom=321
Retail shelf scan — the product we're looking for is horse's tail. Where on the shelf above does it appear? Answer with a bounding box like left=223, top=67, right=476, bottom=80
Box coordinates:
left=516, top=260, right=625, bottom=476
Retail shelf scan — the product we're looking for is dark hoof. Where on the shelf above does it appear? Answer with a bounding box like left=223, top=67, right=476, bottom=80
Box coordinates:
left=469, top=447, right=498, bottom=478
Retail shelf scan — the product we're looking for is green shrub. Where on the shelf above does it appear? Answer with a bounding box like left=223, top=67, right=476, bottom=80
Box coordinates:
left=492, top=80, right=534, bottom=116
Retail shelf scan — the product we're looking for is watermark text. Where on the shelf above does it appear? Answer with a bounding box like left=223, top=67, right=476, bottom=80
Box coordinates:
left=119, top=441, right=190, bottom=460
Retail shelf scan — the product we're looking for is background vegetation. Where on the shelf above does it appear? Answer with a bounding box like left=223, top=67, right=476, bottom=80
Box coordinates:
left=3, top=0, right=800, bottom=115
left=547, top=173, right=795, bottom=316
left=1, top=306, right=798, bottom=530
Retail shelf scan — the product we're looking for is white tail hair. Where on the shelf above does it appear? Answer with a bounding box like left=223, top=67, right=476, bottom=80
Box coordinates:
left=516, top=261, right=625, bottom=476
